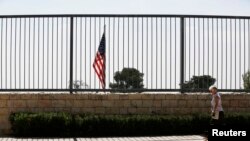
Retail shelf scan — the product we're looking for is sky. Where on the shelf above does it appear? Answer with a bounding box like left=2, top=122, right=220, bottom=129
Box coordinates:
left=0, top=0, right=250, bottom=90
left=0, top=0, right=250, bottom=16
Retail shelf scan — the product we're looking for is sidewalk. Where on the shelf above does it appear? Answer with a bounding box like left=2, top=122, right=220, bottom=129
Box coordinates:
left=0, top=135, right=207, bottom=141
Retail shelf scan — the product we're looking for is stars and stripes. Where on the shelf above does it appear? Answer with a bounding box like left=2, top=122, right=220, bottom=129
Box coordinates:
left=93, top=33, right=106, bottom=89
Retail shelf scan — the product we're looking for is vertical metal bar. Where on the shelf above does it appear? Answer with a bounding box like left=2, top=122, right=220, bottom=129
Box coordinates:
left=235, top=19, right=237, bottom=89
left=0, top=18, right=2, bottom=88
left=244, top=19, right=246, bottom=86
left=127, top=17, right=129, bottom=69
left=217, top=18, right=219, bottom=89
left=33, top=18, right=36, bottom=88
left=113, top=18, right=115, bottom=84
left=52, top=18, right=54, bottom=89
left=142, top=17, right=144, bottom=88
left=15, top=18, right=17, bottom=89
left=69, top=17, right=74, bottom=93
left=180, top=17, right=185, bottom=93
left=43, top=18, right=45, bottom=88
left=80, top=17, right=82, bottom=89
left=239, top=19, right=241, bottom=89
left=221, top=19, right=223, bottom=89
left=226, top=19, right=227, bottom=88
left=137, top=17, right=139, bottom=72
left=56, top=17, right=59, bottom=88
left=212, top=18, right=214, bottom=77
left=89, top=18, right=92, bottom=89
left=193, top=18, right=195, bottom=89
left=65, top=18, right=68, bottom=89
left=24, top=18, right=26, bottom=88
left=175, top=17, right=177, bottom=89
left=5, top=18, right=7, bottom=88
left=19, top=18, right=22, bottom=88
left=155, top=17, right=158, bottom=88
left=151, top=18, right=153, bottom=88
left=203, top=18, right=205, bottom=88
left=10, top=19, right=12, bottom=88
left=146, top=17, right=148, bottom=89
left=123, top=18, right=125, bottom=69
left=47, top=18, right=50, bottom=89
left=61, top=18, right=63, bottom=89
left=132, top=18, right=134, bottom=68
left=38, top=18, right=40, bottom=88
left=28, top=18, right=31, bottom=88
left=165, top=18, right=167, bottom=89
left=118, top=17, right=120, bottom=74
left=85, top=17, right=87, bottom=89
left=207, top=18, right=209, bottom=89
left=170, top=18, right=172, bottom=89
left=160, top=17, right=162, bottom=89
left=84, top=17, right=87, bottom=88
left=198, top=18, right=200, bottom=88
left=75, top=18, right=78, bottom=89
left=188, top=18, right=190, bottom=84
left=230, top=19, right=232, bottom=89
left=108, top=17, right=111, bottom=86
left=93, top=17, right=94, bottom=87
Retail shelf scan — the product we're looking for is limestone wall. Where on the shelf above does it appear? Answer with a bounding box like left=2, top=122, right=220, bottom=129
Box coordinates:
left=0, top=93, right=250, bottom=135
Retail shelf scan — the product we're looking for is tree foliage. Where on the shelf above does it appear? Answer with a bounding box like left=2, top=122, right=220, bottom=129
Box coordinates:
left=110, top=68, right=144, bottom=91
left=242, top=71, right=250, bottom=89
left=181, top=75, right=216, bottom=91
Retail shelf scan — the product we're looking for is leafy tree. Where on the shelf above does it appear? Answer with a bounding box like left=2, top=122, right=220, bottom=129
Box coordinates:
left=68, top=80, right=88, bottom=89
left=242, top=71, right=250, bottom=89
left=181, top=75, right=216, bottom=91
left=110, top=68, right=144, bottom=91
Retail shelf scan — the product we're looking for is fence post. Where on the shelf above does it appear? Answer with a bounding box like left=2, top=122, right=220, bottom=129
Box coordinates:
left=180, top=17, right=185, bottom=93
left=69, top=17, right=74, bottom=94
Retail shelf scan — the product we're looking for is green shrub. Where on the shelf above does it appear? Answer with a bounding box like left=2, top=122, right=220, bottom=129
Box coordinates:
left=9, top=112, right=250, bottom=137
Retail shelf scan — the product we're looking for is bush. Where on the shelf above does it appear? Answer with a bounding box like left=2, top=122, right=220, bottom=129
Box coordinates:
left=181, top=75, right=216, bottom=91
left=242, top=71, right=250, bottom=89
left=9, top=112, right=250, bottom=137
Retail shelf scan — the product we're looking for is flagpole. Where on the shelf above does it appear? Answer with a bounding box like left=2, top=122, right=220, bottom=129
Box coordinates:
left=104, top=24, right=106, bottom=91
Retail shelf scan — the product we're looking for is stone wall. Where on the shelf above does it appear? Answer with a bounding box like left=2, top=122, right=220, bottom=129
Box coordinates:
left=0, top=93, right=250, bottom=135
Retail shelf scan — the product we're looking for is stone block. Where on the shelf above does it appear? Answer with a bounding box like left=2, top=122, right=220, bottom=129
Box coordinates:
left=102, top=100, right=114, bottom=108
left=154, top=94, right=166, bottom=100
left=0, top=95, right=9, bottom=100
left=105, top=108, right=120, bottom=114
left=123, top=100, right=131, bottom=107
left=128, top=94, right=142, bottom=100
left=119, top=95, right=129, bottom=100
left=120, top=108, right=128, bottom=114
left=130, top=100, right=142, bottom=108
left=107, top=94, right=120, bottom=100
left=142, top=100, right=153, bottom=107
left=95, top=107, right=105, bottom=114
left=165, top=94, right=176, bottom=100
left=13, top=100, right=26, bottom=108
left=26, top=100, right=38, bottom=108
left=178, top=100, right=187, bottom=107
left=38, top=100, right=52, bottom=108
left=141, top=94, right=154, bottom=100
left=230, top=100, right=239, bottom=107
left=152, top=100, right=162, bottom=107
left=128, top=108, right=137, bottom=114
left=52, top=100, right=66, bottom=108
left=0, top=100, right=7, bottom=107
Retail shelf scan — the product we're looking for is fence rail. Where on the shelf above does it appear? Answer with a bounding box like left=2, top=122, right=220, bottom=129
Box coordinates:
left=0, top=14, right=250, bottom=92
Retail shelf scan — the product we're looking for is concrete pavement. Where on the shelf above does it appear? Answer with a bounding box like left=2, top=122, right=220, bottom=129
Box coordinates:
left=0, top=135, right=207, bottom=141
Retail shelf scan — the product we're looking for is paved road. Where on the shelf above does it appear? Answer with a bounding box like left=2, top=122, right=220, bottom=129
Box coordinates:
left=0, top=135, right=207, bottom=141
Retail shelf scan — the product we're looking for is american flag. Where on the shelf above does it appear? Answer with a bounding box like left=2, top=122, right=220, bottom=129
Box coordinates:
left=93, top=33, right=106, bottom=89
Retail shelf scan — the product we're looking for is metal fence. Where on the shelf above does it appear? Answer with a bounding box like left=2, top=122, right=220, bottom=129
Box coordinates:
left=0, top=14, right=250, bottom=92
